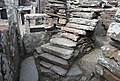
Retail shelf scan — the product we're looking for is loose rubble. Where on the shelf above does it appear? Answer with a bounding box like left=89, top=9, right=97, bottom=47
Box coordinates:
left=96, top=8, right=120, bottom=81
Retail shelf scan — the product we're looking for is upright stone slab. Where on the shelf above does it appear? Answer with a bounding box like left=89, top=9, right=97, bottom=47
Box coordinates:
left=23, top=32, right=51, bottom=55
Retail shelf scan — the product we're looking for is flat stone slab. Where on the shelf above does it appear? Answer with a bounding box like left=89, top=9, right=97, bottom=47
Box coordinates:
left=51, top=65, right=68, bottom=76
left=39, top=53, right=70, bottom=69
left=39, top=61, right=67, bottom=76
left=50, top=37, right=77, bottom=48
left=66, top=23, right=95, bottom=31
left=70, top=12, right=96, bottom=19
left=61, top=27, right=86, bottom=35
left=69, top=8, right=103, bottom=12
left=40, top=65, right=55, bottom=74
left=110, top=41, right=120, bottom=49
left=35, top=47, right=44, bottom=54
left=69, top=18, right=99, bottom=27
left=96, top=64, right=120, bottom=81
left=98, top=58, right=120, bottom=78
left=41, top=43, right=74, bottom=60
left=20, top=57, right=39, bottom=81
left=60, top=32, right=80, bottom=41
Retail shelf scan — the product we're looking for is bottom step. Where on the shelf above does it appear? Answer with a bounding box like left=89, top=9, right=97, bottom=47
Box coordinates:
left=40, top=61, right=68, bottom=76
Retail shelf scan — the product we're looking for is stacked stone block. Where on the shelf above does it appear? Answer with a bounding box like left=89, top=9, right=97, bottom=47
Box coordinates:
left=45, top=0, right=67, bottom=27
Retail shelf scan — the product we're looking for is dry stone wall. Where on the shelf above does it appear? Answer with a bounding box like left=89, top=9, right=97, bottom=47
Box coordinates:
left=1, top=22, right=22, bottom=81
left=96, top=8, right=120, bottom=81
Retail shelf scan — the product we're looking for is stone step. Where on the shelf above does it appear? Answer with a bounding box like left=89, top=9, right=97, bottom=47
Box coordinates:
left=70, top=12, right=97, bottom=19
left=61, top=27, right=86, bottom=35
left=69, top=8, right=102, bottom=12
left=69, top=18, right=99, bottom=27
left=60, top=32, right=80, bottom=41
left=41, top=43, right=74, bottom=60
left=39, top=53, right=70, bottom=69
left=40, top=65, right=56, bottom=75
left=39, top=61, right=68, bottom=76
left=50, top=37, right=77, bottom=48
left=66, top=23, right=95, bottom=31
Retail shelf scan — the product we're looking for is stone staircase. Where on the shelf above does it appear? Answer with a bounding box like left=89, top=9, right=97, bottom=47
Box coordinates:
left=33, top=1, right=104, bottom=81
left=34, top=8, right=100, bottom=79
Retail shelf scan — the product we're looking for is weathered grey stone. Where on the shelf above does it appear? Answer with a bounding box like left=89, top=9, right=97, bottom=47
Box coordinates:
left=24, top=14, right=48, bottom=20
left=50, top=37, right=77, bottom=48
left=39, top=53, right=70, bottom=69
left=0, top=72, right=3, bottom=81
left=51, top=65, right=68, bottom=76
left=115, top=8, right=120, bottom=17
left=60, top=33, right=80, bottom=41
left=1, top=23, right=21, bottom=81
left=40, top=61, right=54, bottom=69
left=77, top=42, right=94, bottom=55
left=59, top=18, right=67, bottom=25
left=70, top=12, right=96, bottom=19
left=80, top=76, right=87, bottom=81
left=35, top=47, right=44, bottom=54
left=80, top=49, right=103, bottom=73
left=41, top=43, right=74, bottom=60
left=66, top=23, right=95, bottom=31
left=69, top=18, right=99, bottom=27
left=91, top=77, right=99, bottom=81
left=23, top=32, right=51, bottom=55
left=39, top=61, right=68, bottom=76
left=67, top=63, right=82, bottom=77
left=107, top=22, right=120, bottom=41
left=61, top=27, right=86, bottom=35
left=48, top=0, right=64, bottom=4
left=98, top=58, right=120, bottom=78
left=48, top=3, right=65, bottom=7
left=96, top=63, right=120, bottom=81
left=110, top=41, right=120, bottom=49
left=40, top=65, right=55, bottom=74
left=20, top=57, right=39, bottom=81
left=101, top=44, right=120, bottom=62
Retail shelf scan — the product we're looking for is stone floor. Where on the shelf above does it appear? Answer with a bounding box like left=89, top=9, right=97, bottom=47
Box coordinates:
left=20, top=57, right=39, bottom=81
